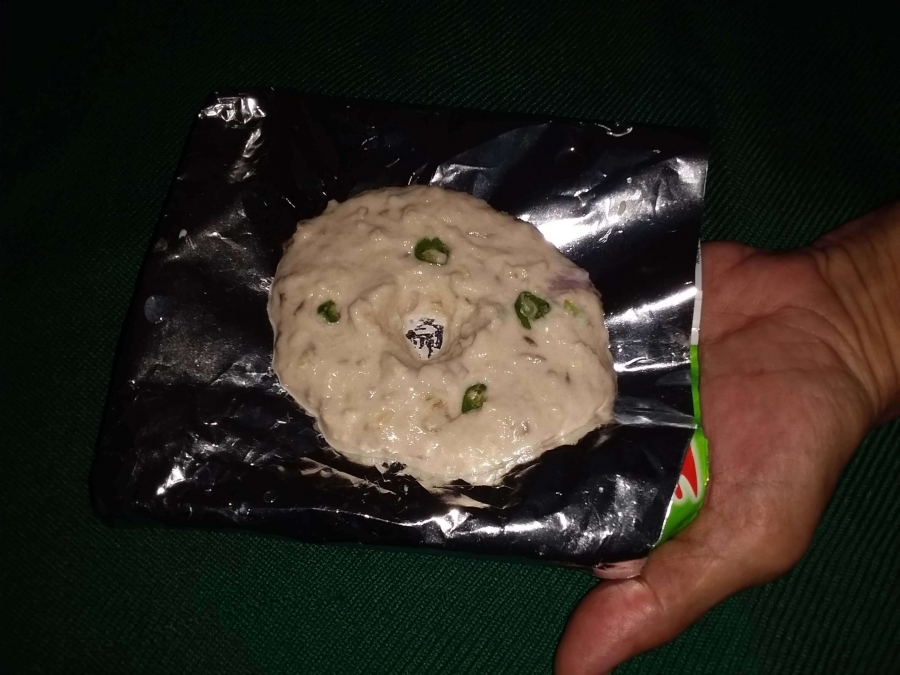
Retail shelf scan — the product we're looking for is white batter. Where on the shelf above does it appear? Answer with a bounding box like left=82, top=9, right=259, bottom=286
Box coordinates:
left=268, top=186, right=616, bottom=484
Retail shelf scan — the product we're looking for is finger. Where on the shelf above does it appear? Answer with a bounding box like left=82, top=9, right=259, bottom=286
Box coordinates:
left=554, top=517, right=750, bottom=675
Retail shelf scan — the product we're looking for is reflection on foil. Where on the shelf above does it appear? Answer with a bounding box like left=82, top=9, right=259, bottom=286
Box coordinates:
left=615, top=396, right=695, bottom=428
left=538, top=214, right=606, bottom=249
left=434, top=508, right=468, bottom=536
left=674, top=156, right=705, bottom=187
left=503, top=520, right=543, bottom=534
left=614, top=358, right=684, bottom=374
left=607, top=287, right=697, bottom=327
left=242, top=127, right=263, bottom=159
left=156, top=465, right=186, bottom=496
left=596, top=123, right=634, bottom=137
left=199, top=96, right=267, bottom=124
left=527, top=164, right=696, bottom=250
left=432, top=125, right=545, bottom=199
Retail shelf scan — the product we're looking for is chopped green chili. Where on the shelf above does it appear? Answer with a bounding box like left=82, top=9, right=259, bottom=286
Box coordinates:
left=462, top=383, right=487, bottom=413
left=563, top=299, right=580, bottom=316
left=414, top=237, right=450, bottom=265
left=514, top=291, right=550, bottom=329
left=317, top=300, right=340, bottom=323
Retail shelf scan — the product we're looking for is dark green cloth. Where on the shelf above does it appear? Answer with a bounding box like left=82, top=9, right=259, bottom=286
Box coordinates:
left=3, top=1, right=899, bottom=673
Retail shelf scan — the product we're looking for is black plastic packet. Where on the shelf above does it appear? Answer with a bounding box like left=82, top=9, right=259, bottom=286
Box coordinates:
left=93, top=89, right=709, bottom=578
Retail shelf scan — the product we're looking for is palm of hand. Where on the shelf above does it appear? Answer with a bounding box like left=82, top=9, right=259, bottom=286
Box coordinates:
left=557, top=242, right=874, bottom=674
left=699, top=241, right=872, bottom=571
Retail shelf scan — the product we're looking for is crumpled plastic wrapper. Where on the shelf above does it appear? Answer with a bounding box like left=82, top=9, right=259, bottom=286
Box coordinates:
left=93, top=88, right=708, bottom=575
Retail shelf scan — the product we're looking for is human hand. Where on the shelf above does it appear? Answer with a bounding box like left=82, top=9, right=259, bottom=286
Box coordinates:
left=556, top=204, right=900, bottom=674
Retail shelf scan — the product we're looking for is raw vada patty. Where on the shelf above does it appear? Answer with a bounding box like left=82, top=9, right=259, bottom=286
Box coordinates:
left=268, top=186, right=616, bottom=484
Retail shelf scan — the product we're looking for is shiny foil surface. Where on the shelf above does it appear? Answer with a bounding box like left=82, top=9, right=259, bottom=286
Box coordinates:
left=93, top=89, right=708, bottom=568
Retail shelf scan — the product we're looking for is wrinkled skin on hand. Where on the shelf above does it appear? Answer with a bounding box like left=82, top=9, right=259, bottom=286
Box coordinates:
left=556, top=204, right=900, bottom=675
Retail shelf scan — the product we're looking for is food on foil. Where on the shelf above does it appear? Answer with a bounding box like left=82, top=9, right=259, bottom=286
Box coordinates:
left=268, top=186, right=616, bottom=484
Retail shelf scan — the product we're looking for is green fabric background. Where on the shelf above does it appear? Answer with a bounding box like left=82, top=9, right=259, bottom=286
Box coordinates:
left=2, top=1, right=899, bottom=673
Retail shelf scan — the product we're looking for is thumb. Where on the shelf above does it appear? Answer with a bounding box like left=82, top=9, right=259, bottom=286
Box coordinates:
left=554, top=519, right=756, bottom=675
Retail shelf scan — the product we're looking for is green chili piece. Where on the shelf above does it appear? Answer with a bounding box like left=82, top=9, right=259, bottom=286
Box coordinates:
left=514, top=291, right=550, bottom=329
left=414, top=237, right=450, bottom=265
left=564, top=299, right=581, bottom=316
left=317, top=300, right=340, bottom=323
left=462, top=383, right=487, bottom=413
